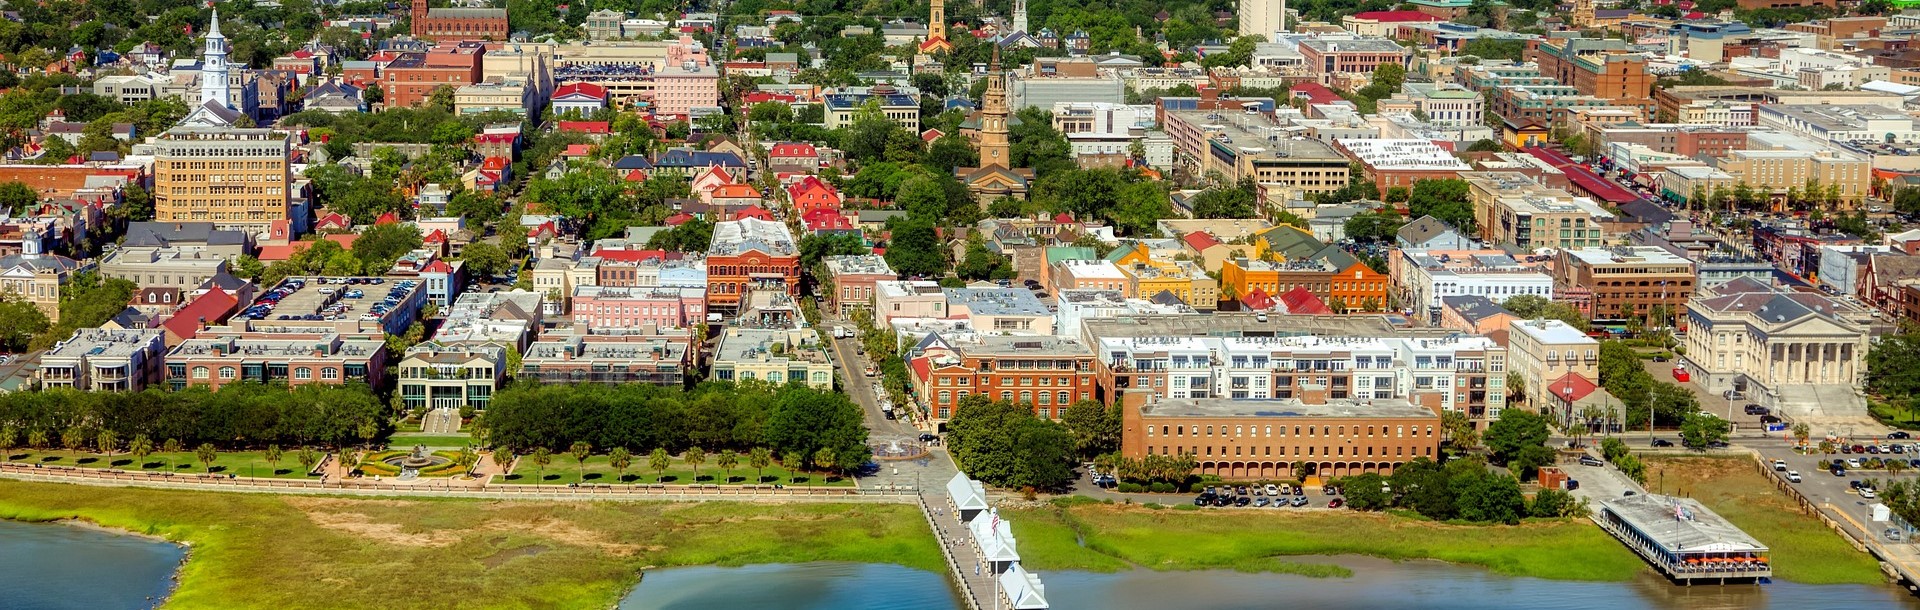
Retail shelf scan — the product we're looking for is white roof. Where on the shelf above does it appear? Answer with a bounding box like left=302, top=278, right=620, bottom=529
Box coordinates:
left=1860, top=80, right=1920, bottom=96
left=967, top=509, right=1021, bottom=563
left=998, top=563, right=1051, bottom=609
left=945, top=473, right=989, bottom=511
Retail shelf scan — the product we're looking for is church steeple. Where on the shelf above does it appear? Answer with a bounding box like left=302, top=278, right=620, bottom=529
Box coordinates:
left=200, top=9, right=232, bottom=109
left=1013, top=0, right=1028, bottom=33
left=979, top=46, right=1011, bottom=168
left=920, top=0, right=953, bottom=54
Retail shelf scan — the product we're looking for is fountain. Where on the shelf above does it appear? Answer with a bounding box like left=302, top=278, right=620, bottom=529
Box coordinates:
left=381, top=445, right=450, bottom=479
left=867, top=438, right=929, bottom=461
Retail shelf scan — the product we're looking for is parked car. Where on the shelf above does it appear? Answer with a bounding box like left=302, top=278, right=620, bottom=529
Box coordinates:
left=1579, top=456, right=1604, bottom=467
left=1253, top=498, right=1270, bottom=508
left=1327, top=498, right=1345, bottom=509
left=1760, top=415, right=1782, bottom=424
left=1772, top=459, right=1788, bottom=471
left=1850, top=480, right=1865, bottom=490
left=1234, top=495, right=1251, bottom=507
left=1863, top=488, right=1879, bottom=499
left=1848, top=458, right=1865, bottom=468
left=1264, top=484, right=1279, bottom=496
left=1786, top=471, right=1802, bottom=482
left=1290, top=496, right=1309, bottom=507
left=1832, top=466, right=1848, bottom=477
left=1193, top=495, right=1210, bottom=507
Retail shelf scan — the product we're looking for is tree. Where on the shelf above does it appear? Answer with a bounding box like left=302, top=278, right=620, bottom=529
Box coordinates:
left=1060, top=400, right=1122, bottom=460
left=1407, top=179, right=1477, bottom=233
left=1452, top=470, right=1528, bottom=524
left=717, top=449, right=740, bottom=483
left=569, top=441, right=593, bottom=481
left=1342, top=472, right=1392, bottom=511
left=264, top=444, right=283, bottom=475
left=126, top=434, right=151, bottom=470
left=650, top=447, right=671, bottom=482
left=461, top=241, right=510, bottom=278
left=27, top=429, right=49, bottom=451
left=1793, top=422, right=1812, bottom=447
left=337, top=450, right=361, bottom=481
left=161, top=438, right=181, bottom=470
left=195, top=442, right=218, bottom=473
left=1441, top=409, right=1480, bottom=450
left=296, top=446, right=319, bottom=476
left=883, top=218, right=947, bottom=277
left=1679, top=412, right=1731, bottom=450
left=813, top=446, right=837, bottom=481
left=1531, top=488, right=1580, bottom=518
left=1483, top=409, right=1551, bottom=466
left=946, top=397, right=1077, bottom=490
left=685, top=446, right=707, bottom=481
left=61, top=426, right=85, bottom=452
left=0, top=299, right=48, bottom=353
left=608, top=447, right=633, bottom=483
left=750, top=447, right=773, bottom=484
left=1503, top=295, right=1588, bottom=331
left=96, top=430, right=117, bottom=458
left=1343, top=208, right=1406, bottom=243
left=530, top=446, right=553, bottom=481
left=1190, top=177, right=1261, bottom=219
left=350, top=223, right=424, bottom=272
left=782, top=449, right=806, bottom=481
left=0, top=181, right=36, bottom=213
left=490, top=447, right=513, bottom=473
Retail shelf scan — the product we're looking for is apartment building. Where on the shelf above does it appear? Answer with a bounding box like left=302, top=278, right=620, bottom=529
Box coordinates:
left=650, top=65, right=722, bottom=118
left=1464, top=172, right=1614, bottom=250
left=711, top=327, right=834, bottom=389
left=0, top=252, right=87, bottom=322
left=99, top=246, right=230, bottom=292
left=1116, top=258, right=1219, bottom=311
left=1528, top=36, right=1654, bottom=111
left=151, top=126, right=291, bottom=231
left=1298, top=39, right=1413, bottom=76
left=1555, top=247, right=1697, bottom=321
left=1053, top=259, right=1132, bottom=295
left=1714, top=149, right=1871, bottom=207
left=433, top=290, right=544, bottom=349
left=1505, top=319, right=1600, bottom=417
left=1094, top=333, right=1507, bottom=425
left=706, top=217, right=800, bottom=316
left=519, top=333, right=690, bottom=385
left=946, top=288, right=1055, bottom=335
left=1119, top=390, right=1443, bottom=479
left=166, top=332, right=387, bottom=390
left=570, top=285, right=706, bottom=329
left=1162, top=110, right=1352, bottom=195
left=38, top=329, right=167, bottom=392
left=1391, top=247, right=1554, bottom=325
left=910, top=333, right=1097, bottom=421
left=397, top=341, right=506, bottom=411
left=381, top=43, right=485, bottom=109
left=823, top=255, right=895, bottom=317
left=824, top=84, right=920, bottom=131
left=875, top=280, right=947, bottom=325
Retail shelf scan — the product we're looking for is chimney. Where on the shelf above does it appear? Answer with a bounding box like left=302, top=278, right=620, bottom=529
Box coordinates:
left=314, top=343, right=327, bottom=357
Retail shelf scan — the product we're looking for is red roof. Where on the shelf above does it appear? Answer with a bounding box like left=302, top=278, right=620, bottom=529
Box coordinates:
left=1524, top=147, right=1639, bottom=204
left=552, top=82, right=608, bottom=100
left=473, top=133, right=516, bottom=144
left=1279, top=286, right=1334, bottom=315
left=1289, top=82, right=1344, bottom=106
left=556, top=121, right=611, bottom=134
left=806, top=213, right=855, bottom=232
left=481, top=156, right=511, bottom=170
left=734, top=206, right=777, bottom=221
left=624, top=169, right=649, bottom=182
left=591, top=248, right=677, bottom=262
left=921, top=128, right=945, bottom=142
left=1182, top=231, right=1223, bottom=252
left=423, top=229, right=448, bottom=243
left=768, top=142, right=818, bottom=158
left=564, top=144, right=595, bottom=157
left=1349, top=10, right=1444, bottom=21
left=908, top=355, right=931, bottom=382
left=663, top=212, right=695, bottom=226
left=421, top=260, right=454, bottom=273
left=710, top=184, right=763, bottom=199
left=316, top=211, right=352, bottom=230
left=1242, top=288, right=1274, bottom=310
left=1549, top=372, right=1600, bottom=403
left=375, top=211, right=399, bottom=225
left=1052, top=212, right=1074, bottom=224
left=743, top=91, right=797, bottom=104
left=160, top=288, right=238, bottom=341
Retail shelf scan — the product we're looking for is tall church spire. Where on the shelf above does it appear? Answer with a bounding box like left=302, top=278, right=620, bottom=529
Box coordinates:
left=979, top=46, right=1010, bottom=169
left=1013, top=0, right=1028, bottom=33
left=200, top=9, right=232, bottom=109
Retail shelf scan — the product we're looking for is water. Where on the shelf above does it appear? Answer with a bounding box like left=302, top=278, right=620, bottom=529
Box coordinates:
left=620, top=557, right=1920, bottom=610
left=0, top=520, right=185, bottom=610
left=619, top=562, right=961, bottom=610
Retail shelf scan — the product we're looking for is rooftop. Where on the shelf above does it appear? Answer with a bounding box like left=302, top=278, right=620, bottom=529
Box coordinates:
left=949, top=334, right=1092, bottom=357
left=44, top=329, right=160, bottom=360
left=824, top=254, right=895, bottom=276
left=709, top=217, right=796, bottom=256
left=1509, top=318, right=1596, bottom=345
left=1137, top=395, right=1440, bottom=420
left=946, top=287, right=1051, bottom=317
left=1298, top=38, right=1410, bottom=54
left=1337, top=139, right=1471, bottom=171
left=1602, top=493, right=1768, bottom=555
left=714, top=328, right=831, bottom=364
left=877, top=280, right=944, bottom=299
left=1564, top=246, right=1691, bottom=267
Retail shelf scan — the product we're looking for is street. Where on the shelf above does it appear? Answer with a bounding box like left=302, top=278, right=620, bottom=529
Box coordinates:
left=821, top=315, right=960, bottom=492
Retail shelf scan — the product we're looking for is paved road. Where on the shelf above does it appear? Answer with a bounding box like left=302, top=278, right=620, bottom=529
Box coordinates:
left=821, top=316, right=960, bottom=492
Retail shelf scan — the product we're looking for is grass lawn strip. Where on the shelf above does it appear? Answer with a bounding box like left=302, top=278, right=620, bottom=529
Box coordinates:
left=1646, top=456, right=1885, bottom=585
left=1007, top=501, right=1647, bottom=582
left=4, top=450, right=318, bottom=479
left=500, top=454, right=853, bottom=487
left=0, top=479, right=942, bottom=610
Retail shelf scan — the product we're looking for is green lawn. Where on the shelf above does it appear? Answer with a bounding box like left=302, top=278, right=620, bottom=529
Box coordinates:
left=3, top=449, right=322, bottom=479
left=1007, top=499, right=1648, bottom=582
left=498, top=454, right=852, bottom=487
left=1648, top=456, right=1886, bottom=585
left=0, top=479, right=941, bottom=610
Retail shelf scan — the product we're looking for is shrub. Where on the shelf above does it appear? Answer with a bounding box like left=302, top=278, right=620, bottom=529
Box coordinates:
left=1149, top=482, right=1175, bottom=493
left=1601, top=437, right=1629, bottom=462
left=1116, top=482, right=1145, bottom=493
left=1818, top=459, right=1832, bottom=471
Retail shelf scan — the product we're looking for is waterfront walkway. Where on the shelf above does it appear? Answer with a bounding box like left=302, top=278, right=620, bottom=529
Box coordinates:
left=921, top=490, right=995, bottom=610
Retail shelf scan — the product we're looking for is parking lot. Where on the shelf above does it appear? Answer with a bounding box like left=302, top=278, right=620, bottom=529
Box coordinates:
left=1753, top=436, right=1919, bottom=544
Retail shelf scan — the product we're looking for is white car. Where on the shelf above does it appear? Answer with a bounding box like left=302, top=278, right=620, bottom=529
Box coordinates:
left=1264, top=484, right=1278, bottom=496
left=1862, top=488, right=1878, bottom=499
left=1848, top=458, right=1865, bottom=469
left=1786, top=471, right=1802, bottom=482
left=1772, top=459, right=1787, bottom=471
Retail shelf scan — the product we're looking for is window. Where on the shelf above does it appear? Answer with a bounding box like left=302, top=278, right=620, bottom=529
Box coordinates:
left=294, top=367, right=312, bottom=380
left=192, top=366, right=210, bottom=379
left=218, top=366, right=236, bottom=379
left=321, top=368, right=339, bottom=380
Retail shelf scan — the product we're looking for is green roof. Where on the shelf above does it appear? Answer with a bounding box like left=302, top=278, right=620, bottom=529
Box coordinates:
left=1046, top=246, right=1099, bottom=265
left=1261, top=226, right=1326, bottom=261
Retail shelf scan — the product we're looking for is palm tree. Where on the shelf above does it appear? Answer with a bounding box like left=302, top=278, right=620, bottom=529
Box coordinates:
left=127, top=434, right=153, bottom=470
left=26, top=428, right=48, bottom=451
left=717, top=449, right=739, bottom=483
left=814, top=447, right=837, bottom=482
left=264, top=445, right=284, bottom=475
left=337, top=450, right=361, bottom=483
left=1793, top=422, right=1812, bottom=448
left=649, top=448, right=671, bottom=483
left=161, top=438, right=182, bottom=471
left=782, top=449, right=805, bottom=483
left=569, top=441, right=593, bottom=481
left=608, top=447, right=633, bottom=483
left=749, top=447, right=772, bottom=484
left=195, top=443, right=218, bottom=473
left=96, top=430, right=117, bottom=459
left=296, top=446, right=318, bottom=476
left=684, top=446, right=706, bottom=482
left=0, top=425, right=15, bottom=461
left=1889, top=459, right=1908, bottom=479
left=530, top=447, right=553, bottom=481
left=357, top=420, right=380, bottom=451
left=61, top=426, right=86, bottom=452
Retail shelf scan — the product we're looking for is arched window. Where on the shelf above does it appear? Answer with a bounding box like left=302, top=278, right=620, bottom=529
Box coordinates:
left=218, top=366, right=236, bottom=379
left=192, top=366, right=210, bottom=379
left=294, top=367, right=311, bottom=380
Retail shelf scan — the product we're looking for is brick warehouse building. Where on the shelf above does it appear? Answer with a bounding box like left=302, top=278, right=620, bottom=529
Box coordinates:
left=1119, top=390, right=1443, bottom=480
left=411, top=0, right=508, bottom=41
left=380, top=42, right=485, bottom=109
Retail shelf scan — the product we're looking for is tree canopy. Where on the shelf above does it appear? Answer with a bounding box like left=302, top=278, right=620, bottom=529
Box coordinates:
left=946, top=396, right=1076, bottom=490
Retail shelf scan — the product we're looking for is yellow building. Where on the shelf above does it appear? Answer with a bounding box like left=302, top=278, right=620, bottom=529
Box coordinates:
left=152, top=126, right=292, bottom=232
left=1714, top=149, right=1871, bottom=208
left=1118, top=257, right=1220, bottom=311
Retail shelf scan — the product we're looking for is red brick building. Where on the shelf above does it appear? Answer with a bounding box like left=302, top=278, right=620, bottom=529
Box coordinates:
left=909, top=334, right=1098, bottom=422
left=1118, top=389, right=1442, bottom=481
left=706, top=217, right=800, bottom=315
left=411, top=0, right=509, bottom=41
left=380, top=43, right=484, bottom=109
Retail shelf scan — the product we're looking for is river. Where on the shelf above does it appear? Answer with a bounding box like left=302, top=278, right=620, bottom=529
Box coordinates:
left=619, top=557, right=1920, bottom=610
left=0, top=520, right=184, bottom=610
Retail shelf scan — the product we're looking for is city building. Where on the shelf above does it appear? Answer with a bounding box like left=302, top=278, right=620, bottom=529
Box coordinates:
left=1392, top=247, right=1555, bottom=324
left=1119, top=390, right=1444, bottom=479
left=1051, top=102, right=1156, bottom=167
left=711, top=327, right=835, bottom=388
left=1335, top=139, right=1471, bottom=191
left=1240, top=0, right=1287, bottom=37
left=0, top=252, right=87, bottom=322
left=99, top=246, right=230, bottom=292
left=1464, top=172, right=1614, bottom=250
left=37, top=329, right=167, bottom=392
left=433, top=290, right=544, bottom=349
left=1712, top=149, right=1871, bottom=208
left=150, top=126, right=291, bottom=231
left=1298, top=39, right=1413, bottom=77
left=1438, top=295, right=1516, bottom=336
left=824, top=84, right=921, bottom=131
left=946, top=287, right=1055, bottom=335
left=396, top=341, right=505, bottom=411
left=1555, top=247, right=1696, bottom=322
left=909, top=332, right=1097, bottom=420
left=875, top=280, right=947, bottom=325
left=1162, top=109, right=1352, bottom=196
left=823, top=255, right=896, bottom=317
left=959, top=50, right=1036, bottom=201
left=570, top=285, right=706, bottom=329
left=518, top=334, right=690, bottom=385
left=409, top=0, right=508, bottom=41
left=223, top=277, right=428, bottom=336
left=380, top=43, right=485, bottom=109
left=1528, top=36, right=1654, bottom=111
left=1342, top=10, right=1445, bottom=37
left=1682, top=277, right=1873, bottom=403
left=706, top=217, right=800, bottom=316
left=649, top=64, right=722, bottom=119
left=166, top=331, right=387, bottom=390
left=1053, top=259, right=1132, bottom=295
left=1504, top=318, right=1599, bottom=419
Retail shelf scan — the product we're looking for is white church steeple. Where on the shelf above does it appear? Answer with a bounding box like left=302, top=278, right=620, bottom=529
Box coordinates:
left=200, top=9, right=231, bottom=109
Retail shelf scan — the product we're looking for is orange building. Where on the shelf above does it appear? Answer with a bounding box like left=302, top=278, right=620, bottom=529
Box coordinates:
left=1327, top=258, right=1389, bottom=313
left=1118, top=390, right=1442, bottom=480
left=908, top=333, right=1097, bottom=422
left=410, top=0, right=508, bottom=41
left=380, top=43, right=485, bottom=109
left=1528, top=37, right=1655, bottom=112
left=705, top=217, right=800, bottom=315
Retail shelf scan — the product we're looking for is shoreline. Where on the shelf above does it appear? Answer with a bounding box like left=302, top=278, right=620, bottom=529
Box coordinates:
left=12, top=517, right=191, bottom=606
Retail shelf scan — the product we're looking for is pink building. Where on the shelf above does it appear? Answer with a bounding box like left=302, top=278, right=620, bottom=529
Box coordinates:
left=649, top=66, right=720, bottom=118
left=1052, top=259, right=1131, bottom=296
left=570, top=285, right=707, bottom=328
left=665, top=34, right=711, bottom=67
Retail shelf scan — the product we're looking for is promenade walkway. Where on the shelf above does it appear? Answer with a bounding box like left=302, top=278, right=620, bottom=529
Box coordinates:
left=922, top=490, right=994, bottom=610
